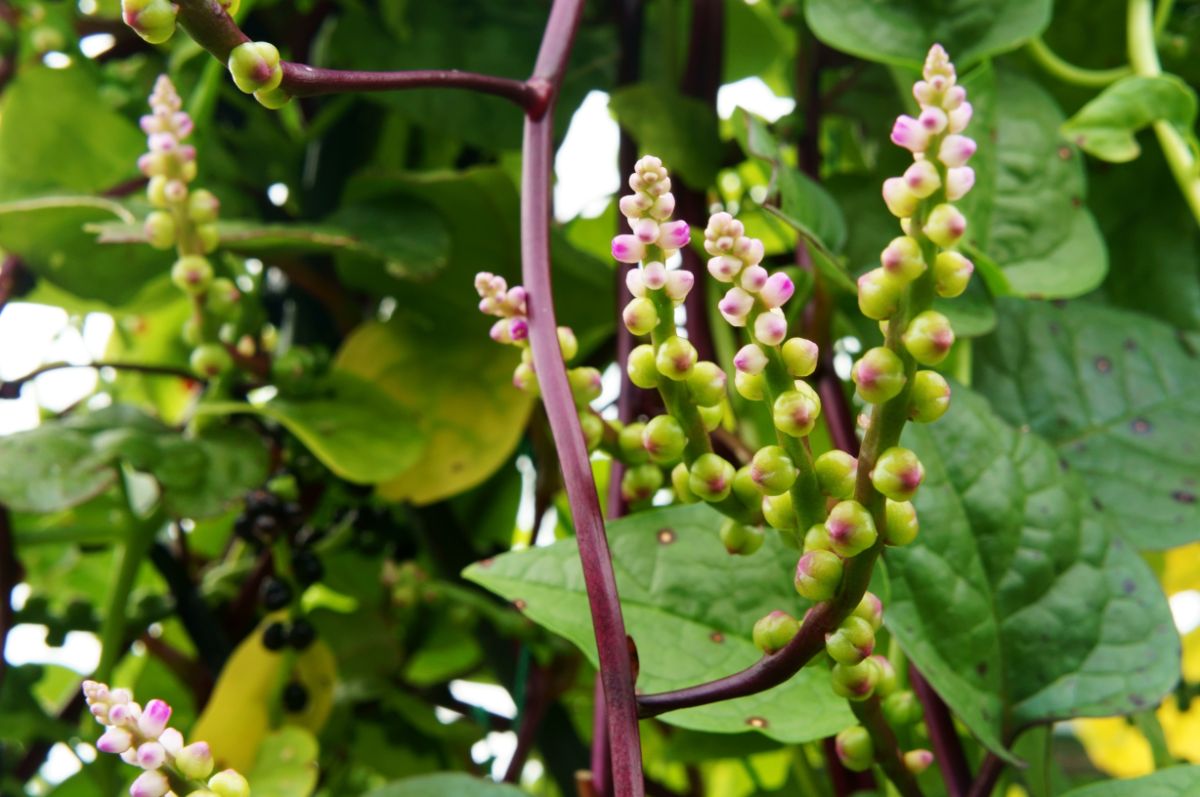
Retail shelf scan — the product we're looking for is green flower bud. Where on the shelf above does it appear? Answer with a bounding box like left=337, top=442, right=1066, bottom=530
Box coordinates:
left=698, top=403, right=723, bottom=431
left=147, top=176, right=169, bottom=207
left=826, top=615, right=875, bottom=665
left=781, top=337, right=819, bottom=378
left=884, top=499, right=919, bottom=546
left=557, top=326, right=578, bottom=361
left=871, top=654, right=899, bottom=697
left=643, top=415, right=686, bottom=464
left=753, top=610, right=800, bottom=654
left=618, top=422, right=649, bottom=464
left=835, top=725, right=874, bottom=772
left=188, top=189, right=220, bottom=224
left=750, top=445, right=797, bottom=495
left=720, top=519, right=764, bottom=555
left=255, top=85, right=292, bottom=110
left=197, top=223, right=220, bottom=254
left=871, top=446, right=924, bottom=501
left=671, top=462, right=697, bottom=503
left=689, top=453, right=735, bottom=502
left=923, top=203, right=966, bottom=248
left=206, top=278, right=241, bottom=318
left=880, top=235, right=926, bottom=282
left=794, top=549, right=843, bottom=601
left=773, top=385, right=821, bottom=437
left=208, top=769, right=251, bottom=797
left=852, top=591, right=884, bottom=631
left=831, top=658, right=880, bottom=701
left=568, top=366, right=602, bottom=407
left=512, top=362, right=538, bottom=394
left=171, top=255, right=213, bottom=295
left=857, top=268, right=903, bottom=320
left=852, top=346, right=906, bottom=404
left=228, top=41, right=283, bottom=94
left=803, top=523, right=834, bottom=553
left=882, top=690, right=923, bottom=727
left=628, top=344, right=659, bottom=389
left=175, top=742, right=214, bottom=780
left=908, top=370, right=951, bottom=423
left=579, top=411, right=604, bottom=452
left=904, top=750, right=935, bottom=775
left=656, top=335, right=697, bottom=380
left=762, top=492, right=796, bottom=531
left=732, top=465, right=761, bottom=508
left=621, top=463, right=663, bottom=503
left=181, top=317, right=202, bottom=347
left=814, top=450, right=857, bottom=499
left=734, top=370, right=764, bottom=400
left=143, top=211, right=175, bottom=250
left=687, top=361, right=727, bottom=406
left=122, top=0, right=178, bottom=44
left=190, top=343, right=232, bottom=378
left=933, top=250, right=973, bottom=298
left=903, top=310, right=955, bottom=365
left=825, top=500, right=877, bottom=558
left=623, top=297, right=658, bottom=335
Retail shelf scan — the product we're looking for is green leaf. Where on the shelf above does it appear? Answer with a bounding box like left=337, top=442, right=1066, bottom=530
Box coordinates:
left=886, top=386, right=1178, bottom=759
left=199, top=369, right=425, bottom=485
left=1058, top=766, right=1200, bottom=796
left=974, top=300, right=1200, bottom=549
left=246, top=727, right=319, bottom=797
left=363, top=774, right=527, bottom=797
left=466, top=504, right=854, bottom=742
left=1061, top=75, right=1198, bottom=163
left=804, top=0, right=1051, bottom=68
left=609, top=84, right=723, bottom=189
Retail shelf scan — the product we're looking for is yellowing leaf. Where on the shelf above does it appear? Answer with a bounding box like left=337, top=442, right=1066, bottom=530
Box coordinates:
left=1072, top=717, right=1154, bottom=778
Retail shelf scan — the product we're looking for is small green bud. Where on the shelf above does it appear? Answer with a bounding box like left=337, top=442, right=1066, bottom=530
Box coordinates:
left=908, top=370, right=951, bottom=423
left=188, top=189, right=220, bottom=224
left=686, top=361, right=727, bottom=406
left=814, top=450, right=857, bottom=499
left=826, top=615, right=875, bottom=665
left=171, top=255, right=213, bottom=295
left=904, top=750, right=935, bottom=775
left=143, top=211, right=175, bottom=249
left=880, top=235, right=926, bottom=282
left=643, top=415, right=686, bottom=464
left=762, top=492, right=796, bottom=531
left=255, top=85, right=292, bottom=110
left=720, top=518, right=764, bottom=555
left=656, top=336, right=698, bottom=380
left=122, top=0, right=178, bottom=44
left=884, top=499, right=919, bottom=546
left=579, top=411, right=604, bottom=452
left=557, top=326, right=579, bottom=361
left=698, top=403, right=723, bottom=431
left=734, top=370, right=764, bottom=400
left=852, top=591, right=884, bottom=631
left=621, top=463, right=663, bottom=503
left=512, top=362, right=538, bottom=394
left=750, top=445, right=798, bottom=495
left=228, top=41, right=283, bottom=94
left=568, top=366, right=602, bottom=407
left=175, top=742, right=214, bottom=780
left=671, top=463, right=697, bottom=503
left=933, top=250, right=973, bottom=298
left=628, top=344, right=659, bottom=389
left=147, top=176, right=169, bottom=207
left=190, top=343, right=232, bottom=378
left=753, top=610, right=799, bottom=654
left=794, top=549, right=843, bottom=601
left=773, top=384, right=821, bottom=437
left=181, top=317, right=202, bottom=347
left=903, top=310, right=955, bottom=365
left=622, top=297, right=658, bottom=335
left=882, top=690, right=923, bottom=727
left=923, top=203, right=966, bottom=248
left=781, top=337, right=819, bottom=378
left=871, top=654, right=899, bottom=697
left=835, top=725, right=874, bottom=772
left=871, top=446, right=924, bottom=501
left=851, top=346, right=906, bottom=404
left=689, top=453, right=735, bottom=502
left=831, top=658, right=880, bottom=701
left=618, top=422, right=649, bottom=464
left=206, top=278, right=241, bottom=318
left=825, top=500, right=877, bottom=558
left=857, top=268, right=902, bottom=320
left=803, top=523, right=834, bottom=553
left=208, top=769, right=251, bottom=797
left=197, top=223, right=221, bottom=254
left=732, top=465, right=761, bottom=508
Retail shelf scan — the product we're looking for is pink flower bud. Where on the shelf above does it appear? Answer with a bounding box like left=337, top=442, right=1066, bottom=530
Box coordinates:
left=509, top=318, right=529, bottom=342
left=734, top=236, right=765, bottom=266
left=490, top=318, right=515, bottom=344
left=718, top=287, right=754, bottom=326
left=905, top=749, right=935, bottom=775
left=913, top=80, right=935, bottom=106
left=97, top=727, right=133, bottom=754
left=137, top=699, right=171, bottom=739
left=945, top=166, right=975, bottom=200
left=129, top=770, right=170, bottom=797
left=625, top=268, right=646, bottom=298
left=619, top=193, right=651, bottom=219
left=157, top=728, right=183, bottom=755
left=882, top=177, right=919, bottom=218
left=880, top=236, right=925, bottom=282
left=903, top=160, right=941, bottom=199
left=611, top=234, right=646, bottom=264
left=948, top=100, right=972, bottom=133
left=136, top=742, right=166, bottom=770
left=658, top=220, right=691, bottom=250
left=938, top=135, right=976, bottom=168
left=631, top=217, right=659, bottom=243
left=642, top=261, right=667, bottom=289
left=107, top=703, right=133, bottom=725
left=707, top=255, right=743, bottom=283
left=176, top=741, right=214, bottom=780
left=754, top=310, right=788, bottom=346
left=505, top=286, right=527, bottom=313
left=760, top=273, right=795, bottom=308
left=164, top=179, right=187, bottom=203
left=890, top=115, right=930, bottom=153
left=664, top=269, right=694, bottom=302
left=739, top=265, right=768, bottom=292
left=651, top=192, right=676, bottom=220
left=923, top=204, right=967, bottom=248
left=918, top=107, right=947, bottom=134
left=734, top=344, right=768, bottom=375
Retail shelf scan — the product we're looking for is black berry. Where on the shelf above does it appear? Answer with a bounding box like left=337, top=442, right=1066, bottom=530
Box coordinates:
left=260, top=578, right=293, bottom=610
left=282, top=682, right=308, bottom=712
left=262, top=621, right=288, bottom=651
left=291, top=550, right=323, bottom=586
left=288, top=618, right=316, bottom=650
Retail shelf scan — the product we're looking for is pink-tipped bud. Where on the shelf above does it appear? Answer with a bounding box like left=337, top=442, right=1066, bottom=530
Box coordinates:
left=739, top=264, right=768, bottom=292
left=857, top=268, right=903, bottom=321
left=650, top=192, right=676, bottom=220
left=97, top=727, right=133, bottom=754
left=129, top=770, right=170, bottom=797
left=903, top=160, right=941, bottom=199
left=736, top=236, right=765, bottom=266
left=945, top=166, right=975, bottom=201
left=707, top=255, right=743, bottom=283
left=781, top=337, right=819, bottom=378
left=642, top=261, right=667, bottom=290
left=923, top=204, right=967, bottom=248
left=618, top=193, right=650, bottom=219
left=631, top=217, right=659, bottom=243
left=612, top=234, right=646, bottom=264
left=176, top=742, right=215, bottom=780
left=905, top=750, right=935, bottom=775
left=754, top=310, right=788, bottom=346
left=625, top=268, right=646, bottom=298
left=913, top=80, right=936, bottom=106
left=943, top=85, right=967, bottom=111
left=882, top=177, right=919, bottom=218
left=137, top=699, right=171, bottom=739
left=919, top=107, right=948, bottom=134
left=157, top=728, right=183, bottom=756
left=718, top=287, right=754, bottom=326
left=880, top=236, right=925, bottom=282
left=934, top=250, right=974, bottom=297
left=136, top=742, right=166, bottom=770
left=734, top=344, right=768, bottom=375
left=948, top=100, right=972, bottom=133
left=208, top=769, right=251, bottom=797
left=623, top=297, right=659, bottom=336
left=658, top=220, right=691, bottom=250
left=489, top=318, right=514, bottom=344
left=890, top=115, right=930, bottom=153
left=664, top=269, right=694, bottom=302
left=938, top=134, right=976, bottom=168
left=903, top=310, right=956, bottom=365
left=760, top=273, right=795, bottom=308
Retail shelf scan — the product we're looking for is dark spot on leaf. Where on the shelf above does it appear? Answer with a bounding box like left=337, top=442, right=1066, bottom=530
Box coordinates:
left=976, top=662, right=988, bottom=677
left=1173, top=490, right=1197, bottom=505
left=746, top=716, right=768, bottom=729
left=512, top=599, right=527, bottom=611
left=1071, top=196, right=1082, bottom=208
left=1059, top=458, right=1070, bottom=471
left=1131, top=418, right=1152, bottom=434
left=1130, top=694, right=1146, bottom=707
left=710, top=631, right=725, bottom=644
left=1094, top=356, right=1112, bottom=374
left=1124, top=339, right=1138, bottom=351
left=1123, top=579, right=1136, bottom=595
left=452, top=462, right=465, bottom=473
left=1058, top=146, right=1072, bottom=160
left=478, top=558, right=494, bottom=568
left=657, top=528, right=676, bottom=544
left=1093, top=497, right=1104, bottom=511
left=1048, top=322, right=1061, bottom=335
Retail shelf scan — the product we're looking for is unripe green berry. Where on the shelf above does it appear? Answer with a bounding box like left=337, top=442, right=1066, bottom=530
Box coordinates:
left=255, top=85, right=292, bottom=110
left=923, top=203, right=967, bottom=248
left=934, top=250, right=973, bottom=298
left=579, top=411, right=604, bottom=451
left=618, top=422, right=649, bottom=464
left=908, top=370, right=951, bottom=423
left=197, top=223, right=221, bottom=254
left=871, top=446, right=924, bottom=501
left=228, top=41, right=283, bottom=94
left=781, top=337, right=819, bottom=378
left=143, top=211, right=176, bottom=250
left=763, top=492, right=796, bottom=531
left=171, top=255, right=214, bottom=295
left=628, top=344, right=658, bottom=388
left=671, top=463, right=697, bottom=503
left=904, top=750, right=935, bottom=776
left=773, top=385, right=821, bottom=438
left=803, top=523, right=834, bottom=553
left=750, top=445, right=797, bottom=495
left=686, top=361, right=727, bottom=406
left=831, top=658, right=880, bottom=701
left=852, top=346, right=906, bottom=404
left=206, top=278, right=240, bottom=318
left=621, top=463, right=663, bottom=503
left=512, top=362, right=538, bottom=394
left=835, top=726, right=874, bottom=772
left=656, top=335, right=698, bottom=380
left=190, top=343, right=232, bottom=378
left=698, top=403, right=723, bottom=432
left=568, top=366, right=602, bottom=407
left=208, top=769, right=250, bottom=797
left=871, top=654, right=899, bottom=697
left=732, top=465, right=761, bottom=508
left=720, top=519, right=764, bottom=555
left=882, top=690, right=923, bottom=727
left=826, top=615, right=875, bottom=665
left=623, top=297, right=658, bottom=335
left=814, top=450, right=857, bottom=499
left=734, top=370, right=764, bottom=400
left=903, top=310, right=955, bottom=365
left=688, top=453, right=735, bottom=502
left=557, top=326, right=579, bottom=361
left=885, top=500, right=919, bottom=546
left=753, top=610, right=800, bottom=654
left=188, top=189, right=220, bottom=224
left=852, top=591, right=884, bottom=631
left=825, top=500, right=878, bottom=558
left=643, top=415, right=686, bottom=464
left=857, top=268, right=903, bottom=320
left=794, top=549, right=843, bottom=601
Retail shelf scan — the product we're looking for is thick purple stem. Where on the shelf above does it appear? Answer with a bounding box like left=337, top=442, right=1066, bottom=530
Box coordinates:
left=280, top=63, right=536, bottom=107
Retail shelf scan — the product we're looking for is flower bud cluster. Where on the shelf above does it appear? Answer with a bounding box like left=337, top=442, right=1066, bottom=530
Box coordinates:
left=82, top=680, right=248, bottom=797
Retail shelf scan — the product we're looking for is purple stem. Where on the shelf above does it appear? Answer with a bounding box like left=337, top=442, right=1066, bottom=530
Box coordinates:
left=966, top=752, right=1004, bottom=797
left=280, top=62, right=536, bottom=107
left=911, top=668, right=971, bottom=797
left=591, top=676, right=613, bottom=795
